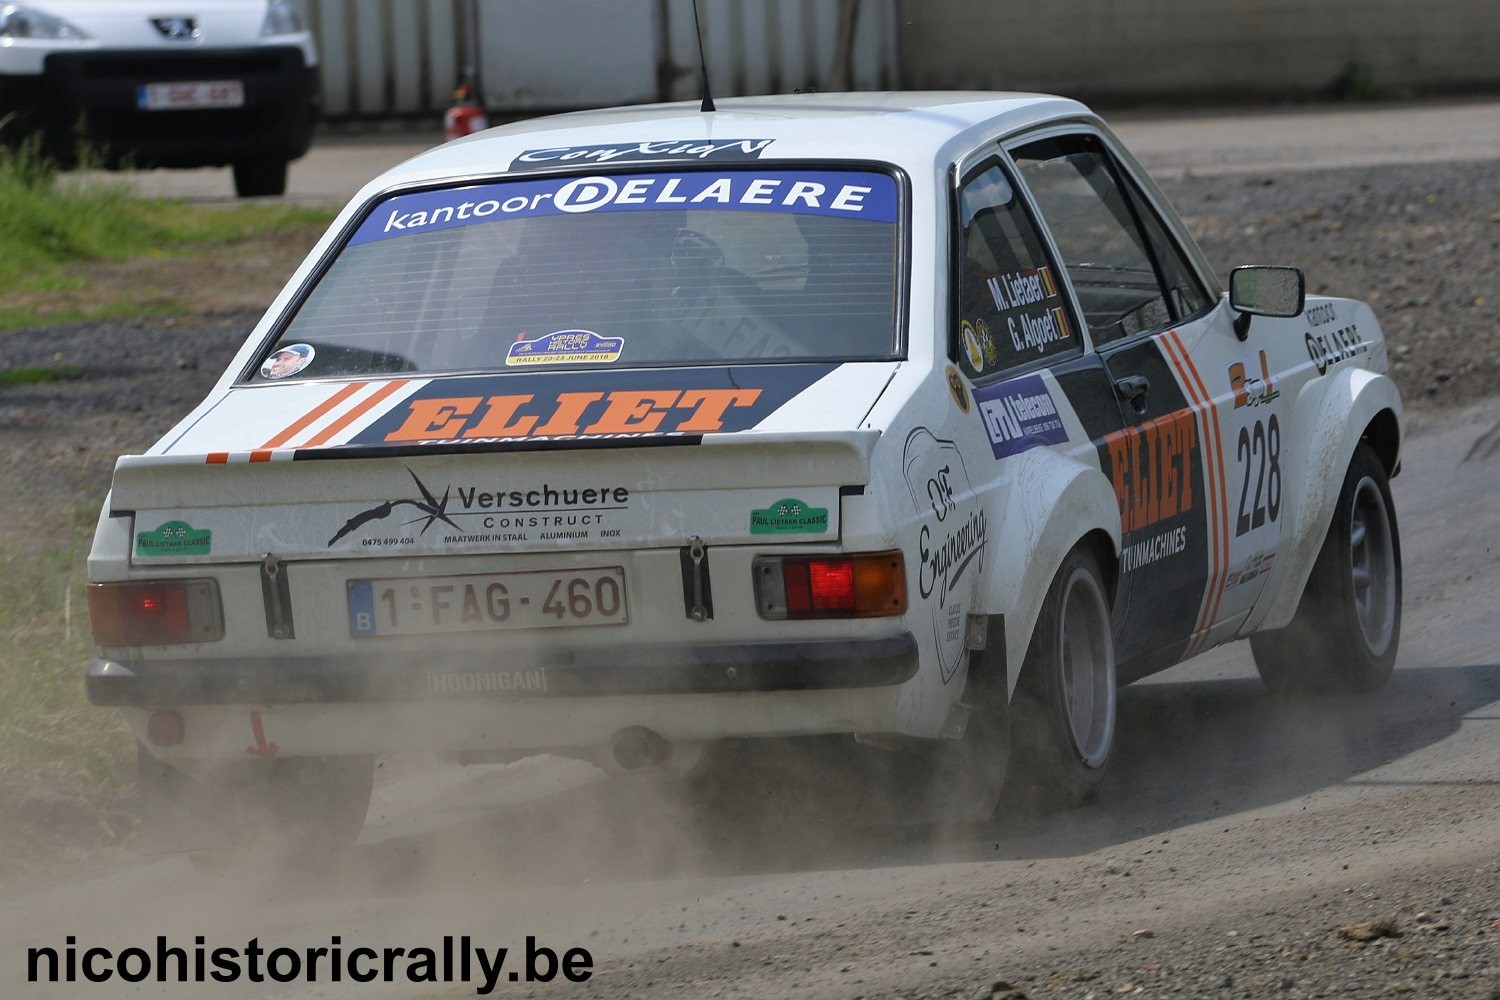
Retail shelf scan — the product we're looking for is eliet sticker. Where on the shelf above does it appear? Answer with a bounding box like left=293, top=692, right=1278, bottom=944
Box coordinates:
left=136, top=520, right=212, bottom=557
left=750, top=498, right=829, bottom=535
left=506, top=330, right=623, bottom=367
left=260, top=343, right=315, bottom=380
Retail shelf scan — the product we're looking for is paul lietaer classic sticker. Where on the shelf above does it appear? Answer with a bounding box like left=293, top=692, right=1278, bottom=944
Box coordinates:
left=750, top=498, right=829, bottom=535
left=506, top=330, right=623, bottom=367
left=136, top=520, right=212, bottom=556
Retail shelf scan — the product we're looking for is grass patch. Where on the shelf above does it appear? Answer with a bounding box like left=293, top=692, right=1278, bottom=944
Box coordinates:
left=0, top=139, right=334, bottom=327
left=0, top=511, right=133, bottom=792
left=0, top=364, right=82, bottom=386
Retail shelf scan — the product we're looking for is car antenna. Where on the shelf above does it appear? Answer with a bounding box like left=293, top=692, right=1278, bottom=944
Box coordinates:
left=691, top=0, right=715, bottom=112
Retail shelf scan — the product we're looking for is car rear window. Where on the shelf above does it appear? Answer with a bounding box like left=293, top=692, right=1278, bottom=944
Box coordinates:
left=248, top=168, right=901, bottom=381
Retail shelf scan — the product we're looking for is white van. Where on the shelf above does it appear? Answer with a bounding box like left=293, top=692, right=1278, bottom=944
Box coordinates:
left=0, top=1, right=318, bottom=196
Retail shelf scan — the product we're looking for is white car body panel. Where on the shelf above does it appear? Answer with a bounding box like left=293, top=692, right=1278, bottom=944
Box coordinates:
left=85, top=93, right=1404, bottom=770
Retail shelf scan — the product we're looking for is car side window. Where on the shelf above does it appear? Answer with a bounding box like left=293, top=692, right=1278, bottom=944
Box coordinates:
left=954, top=162, right=1080, bottom=381
left=1011, top=134, right=1209, bottom=347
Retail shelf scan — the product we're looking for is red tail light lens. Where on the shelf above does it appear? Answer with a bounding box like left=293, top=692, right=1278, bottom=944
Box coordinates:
left=755, top=551, right=906, bottom=619
left=87, top=580, right=224, bottom=647
left=808, top=559, right=856, bottom=610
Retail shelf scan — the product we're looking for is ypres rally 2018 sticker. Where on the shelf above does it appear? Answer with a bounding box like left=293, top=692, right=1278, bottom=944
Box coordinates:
left=136, top=520, right=212, bottom=557
left=750, top=498, right=829, bottom=535
left=506, top=330, right=623, bottom=367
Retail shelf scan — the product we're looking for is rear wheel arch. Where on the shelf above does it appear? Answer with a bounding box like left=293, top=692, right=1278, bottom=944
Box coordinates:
left=970, top=453, right=1120, bottom=700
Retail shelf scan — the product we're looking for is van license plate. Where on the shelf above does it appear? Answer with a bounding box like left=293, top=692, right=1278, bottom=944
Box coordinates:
left=137, top=81, right=245, bottom=110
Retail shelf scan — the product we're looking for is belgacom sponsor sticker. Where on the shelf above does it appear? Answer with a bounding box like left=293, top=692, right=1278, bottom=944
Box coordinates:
left=973, top=374, right=1067, bottom=459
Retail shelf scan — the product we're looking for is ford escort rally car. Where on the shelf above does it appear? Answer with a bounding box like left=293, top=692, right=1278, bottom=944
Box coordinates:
left=83, top=93, right=1404, bottom=850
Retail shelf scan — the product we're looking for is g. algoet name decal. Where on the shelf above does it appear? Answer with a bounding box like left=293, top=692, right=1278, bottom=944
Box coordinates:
left=515, top=139, right=773, bottom=164
left=348, top=170, right=898, bottom=247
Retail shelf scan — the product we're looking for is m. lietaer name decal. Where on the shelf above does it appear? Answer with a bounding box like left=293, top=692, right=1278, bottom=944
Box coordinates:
left=984, top=264, right=1072, bottom=357
left=352, top=365, right=837, bottom=447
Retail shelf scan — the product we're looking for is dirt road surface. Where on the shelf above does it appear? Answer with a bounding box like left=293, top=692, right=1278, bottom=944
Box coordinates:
left=1, top=394, right=1496, bottom=999
left=90, top=98, right=1500, bottom=203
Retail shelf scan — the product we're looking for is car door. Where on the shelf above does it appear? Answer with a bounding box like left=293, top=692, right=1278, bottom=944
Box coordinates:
left=1007, top=129, right=1276, bottom=674
left=948, top=150, right=1137, bottom=637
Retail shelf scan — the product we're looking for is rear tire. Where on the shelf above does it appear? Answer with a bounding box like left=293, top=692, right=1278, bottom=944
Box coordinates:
left=138, top=745, right=373, bottom=862
left=232, top=157, right=288, bottom=198
left=1251, top=442, right=1401, bottom=695
left=1004, top=546, right=1116, bottom=810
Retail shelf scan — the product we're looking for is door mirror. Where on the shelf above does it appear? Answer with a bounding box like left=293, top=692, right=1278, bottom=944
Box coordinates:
left=1229, top=265, right=1305, bottom=318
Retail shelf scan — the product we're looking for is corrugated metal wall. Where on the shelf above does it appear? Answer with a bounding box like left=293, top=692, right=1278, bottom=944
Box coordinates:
left=305, top=0, right=899, bottom=120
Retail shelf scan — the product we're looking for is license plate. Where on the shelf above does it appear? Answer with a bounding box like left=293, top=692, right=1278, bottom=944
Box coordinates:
left=347, top=567, right=628, bottom=637
left=136, top=80, right=245, bottom=110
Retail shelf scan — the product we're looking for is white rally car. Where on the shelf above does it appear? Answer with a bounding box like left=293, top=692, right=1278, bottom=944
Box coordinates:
left=84, top=93, right=1403, bottom=849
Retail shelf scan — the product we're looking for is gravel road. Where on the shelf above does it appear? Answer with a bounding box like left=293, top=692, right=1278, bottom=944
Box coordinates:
left=2, top=155, right=1498, bottom=999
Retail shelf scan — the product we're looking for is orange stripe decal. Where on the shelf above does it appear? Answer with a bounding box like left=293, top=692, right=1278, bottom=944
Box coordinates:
left=260, top=381, right=368, bottom=449
left=302, top=380, right=410, bottom=447
left=1167, top=328, right=1232, bottom=652
left=249, top=450, right=273, bottom=462
left=205, top=452, right=229, bottom=464
left=1171, top=329, right=1232, bottom=646
left=1158, top=331, right=1221, bottom=651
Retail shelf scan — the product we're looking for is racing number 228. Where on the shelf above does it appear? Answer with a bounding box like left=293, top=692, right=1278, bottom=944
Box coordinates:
left=1236, top=414, right=1281, bottom=536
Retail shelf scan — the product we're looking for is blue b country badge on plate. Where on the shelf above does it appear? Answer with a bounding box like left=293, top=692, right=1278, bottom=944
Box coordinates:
left=506, top=330, right=624, bottom=367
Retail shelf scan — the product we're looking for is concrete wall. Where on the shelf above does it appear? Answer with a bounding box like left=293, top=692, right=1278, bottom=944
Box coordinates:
left=305, top=0, right=899, bottom=119
left=898, top=0, right=1500, bottom=102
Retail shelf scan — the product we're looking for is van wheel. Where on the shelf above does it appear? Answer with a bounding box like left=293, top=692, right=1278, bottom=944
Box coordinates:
left=1004, top=546, right=1116, bottom=810
left=1251, top=442, right=1401, bottom=695
left=232, top=158, right=288, bottom=198
left=138, top=745, right=373, bottom=862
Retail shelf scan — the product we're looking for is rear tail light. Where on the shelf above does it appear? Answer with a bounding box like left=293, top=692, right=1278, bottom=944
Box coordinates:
left=87, top=580, right=224, bottom=646
left=754, top=551, right=906, bottom=619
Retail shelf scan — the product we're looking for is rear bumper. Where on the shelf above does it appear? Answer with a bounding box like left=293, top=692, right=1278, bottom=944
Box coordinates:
left=0, top=46, right=317, bottom=167
left=85, top=633, right=919, bottom=707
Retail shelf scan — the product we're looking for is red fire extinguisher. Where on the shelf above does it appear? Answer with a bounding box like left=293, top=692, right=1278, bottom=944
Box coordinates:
left=444, top=82, right=488, bottom=140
